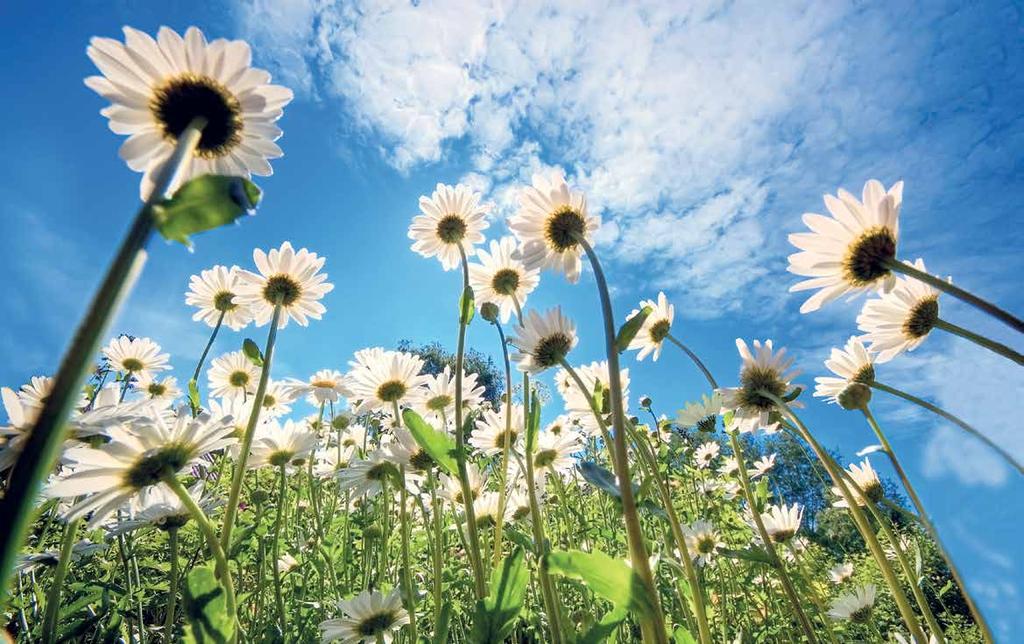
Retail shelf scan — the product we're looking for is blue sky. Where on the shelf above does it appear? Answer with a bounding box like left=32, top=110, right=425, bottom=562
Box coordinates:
left=1, top=0, right=1022, bottom=636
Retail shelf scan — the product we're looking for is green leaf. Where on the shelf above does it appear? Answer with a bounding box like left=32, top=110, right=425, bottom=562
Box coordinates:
left=433, top=602, right=453, bottom=644
left=242, top=339, right=264, bottom=367
left=470, top=548, right=528, bottom=643
left=525, top=390, right=541, bottom=454
left=460, top=285, right=476, bottom=325
left=153, top=175, right=260, bottom=248
left=543, top=549, right=655, bottom=618
left=578, top=462, right=621, bottom=499
left=672, top=626, right=697, bottom=644
left=188, top=378, right=201, bottom=411
left=580, top=607, right=628, bottom=643
left=182, top=564, right=234, bottom=644
left=402, top=409, right=459, bottom=476
left=615, top=305, right=652, bottom=353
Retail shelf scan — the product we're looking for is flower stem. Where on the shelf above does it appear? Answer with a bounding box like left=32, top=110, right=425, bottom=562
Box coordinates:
left=860, top=405, right=994, bottom=642
left=221, top=303, right=284, bottom=552
left=489, top=319, right=514, bottom=567
left=272, top=465, right=288, bottom=636
left=0, top=118, right=206, bottom=602
left=398, top=467, right=419, bottom=641
left=428, top=474, right=444, bottom=627
left=666, top=334, right=718, bottom=389
left=164, top=527, right=180, bottom=641
left=454, top=244, right=487, bottom=599
left=191, top=310, right=226, bottom=384
left=577, top=237, right=667, bottom=643
left=870, top=380, right=1023, bottom=475
left=933, top=318, right=1024, bottom=365
left=886, top=258, right=1024, bottom=334
left=41, top=518, right=81, bottom=644
left=557, top=360, right=617, bottom=471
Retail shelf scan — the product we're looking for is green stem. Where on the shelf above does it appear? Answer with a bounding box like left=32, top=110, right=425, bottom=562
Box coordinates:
left=221, top=302, right=283, bottom=551
left=861, top=406, right=993, bottom=643
left=886, top=258, right=1024, bottom=334
left=666, top=334, right=718, bottom=389
left=870, top=381, right=1023, bottom=475
left=557, top=360, right=617, bottom=471
left=428, top=475, right=444, bottom=627
left=577, top=237, right=666, bottom=643
left=0, top=118, right=206, bottom=603
left=164, top=527, right=180, bottom=641
left=490, top=319, right=514, bottom=567
left=399, top=468, right=419, bottom=641
left=933, top=318, right=1024, bottom=365
left=272, top=465, right=288, bottom=636
left=192, top=310, right=226, bottom=384
left=41, top=518, right=81, bottom=643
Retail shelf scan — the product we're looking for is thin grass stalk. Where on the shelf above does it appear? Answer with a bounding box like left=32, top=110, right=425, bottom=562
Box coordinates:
left=191, top=310, right=226, bottom=385
left=0, top=118, right=206, bottom=600
left=164, top=527, right=180, bottom=641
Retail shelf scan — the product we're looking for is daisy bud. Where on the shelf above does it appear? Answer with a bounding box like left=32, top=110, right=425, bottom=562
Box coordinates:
left=480, top=302, right=501, bottom=323
left=640, top=395, right=652, bottom=409
left=837, top=382, right=872, bottom=410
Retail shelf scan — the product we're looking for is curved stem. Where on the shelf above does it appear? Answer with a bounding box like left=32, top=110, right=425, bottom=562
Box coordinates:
left=41, top=518, right=81, bottom=643
left=861, top=406, right=993, bottom=642
left=557, top=360, right=617, bottom=471
left=886, top=258, right=1024, bottom=334
left=870, top=381, right=1023, bottom=475
left=666, top=334, right=718, bottom=389
left=934, top=318, right=1024, bottom=366
left=490, top=320, right=514, bottom=567
left=0, top=118, right=206, bottom=602
left=577, top=237, right=666, bottom=643
left=221, top=303, right=283, bottom=552
left=272, top=465, right=288, bottom=636
left=192, top=310, right=226, bottom=384
left=164, top=527, right=180, bottom=641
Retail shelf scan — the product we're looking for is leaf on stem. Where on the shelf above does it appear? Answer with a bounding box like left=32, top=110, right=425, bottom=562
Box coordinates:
left=470, top=548, right=528, bottom=643
left=182, top=564, right=234, bottom=643
left=242, top=339, right=264, bottom=367
left=543, top=549, right=656, bottom=618
left=402, top=409, right=459, bottom=476
left=615, top=305, right=652, bottom=353
left=460, top=285, right=476, bottom=325
left=153, top=175, right=261, bottom=248
left=525, top=390, right=541, bottom=454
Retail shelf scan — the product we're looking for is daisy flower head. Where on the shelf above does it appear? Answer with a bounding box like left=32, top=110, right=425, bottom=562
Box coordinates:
left=248, top=419, right=318, bottom=469
left=693, top=442, right=720, bottom=469
left=102, top=336, right=170, bottom=376
left=86, top=26, right=292, bottom=200
left=110, top=481, right=217, bottom=535
left=471, top=404, right=524, bottom=457
left=625, top=292, right=675, bottom=361
left=470, top=490, right=511, bottom=529
left=544, top=414, right=577, bottom=437
left=560, top=360, right=631, bottom=437
left=255, top=380, right=297, bottom=419
left=831, top=459, right=884, bottom=508
left=206, top=395, right=255, bottom=441
left=439, top=462, right=486, bottom=505
left=15, top=376, right=58, bottom=413
left=386, top=428, right=437, bottom=478
left=1, top=388, right=37, bottom=473
left=828, top=562, right=854, bottom=584
left=185, top=265, right=254, bottom=331
left=532, top=427, right=583, bottom=473
left=676, top=392, right=721, bottom=433
left=339, top=424, right=369, bottom=452
left=208, top=350, right=260, bottom=399
left=320, top=587, right=409, bottom=644
left=468, top=236, right=541, bottom=324
left=682, top=520, right=724, bottom=567
left=134, top=373, right=181, bottom=403
left=285, top=369, right=349, bottom=406
left=346, top=351, right=429, bottom=413
left=857, top=259, right=942, bottom=363
left=408, top=183, right=490, bottom=270
left=47, top=411, right=236, bottom=526
left=788, top=179, right=902, bottom=313
left=337, top=448, right=398, bottom=499
left=760, top=503, right=804, bottom=543
left=411, top=366, right=485, bottom=428
left=814, top=336, right=875, bottom=409
left=236, top=242, right=333, bottom=328
left=508, top=170, right=601, bottom=283
left=828, top=584, right=877, bottom=623
left=717, top=457, right=740, bottom=478
left=313, top=444, right=356, bottom=478
left=510, top=307, right=578, bottom=374
left=748, top=453, right=777, bottom=480
left=718, top=339, right=800, bottom=435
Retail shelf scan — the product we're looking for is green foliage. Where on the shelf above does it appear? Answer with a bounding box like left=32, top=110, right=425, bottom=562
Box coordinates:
left=471, top=548, right=528, bottom=643
left=182, top=565, right=234, bottom=644
left=402, top=408, right=459, bottom=476
left=153, top=175, right=260, bottom=248
left=242, top=338, right=264, bottom=367
left=615, top=305, right=652, bottom=353
left=543, top=549, right=655, bottom=619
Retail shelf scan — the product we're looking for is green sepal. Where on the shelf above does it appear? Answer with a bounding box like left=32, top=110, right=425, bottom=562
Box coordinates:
left=459, top=285, right=476, bottom=325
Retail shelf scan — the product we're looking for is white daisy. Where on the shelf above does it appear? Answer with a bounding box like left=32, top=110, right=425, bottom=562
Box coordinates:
left=247, top=418, right=318, bottom=469
left=788, top=179, right=902, bottom=313
left=206, top=395, right=256, bottom=442
left=508, top=170, right=601, bottom=283
left=236, top=242, right=334, bottom=328
left=693, top=442, right=720, bottom=469
left=255, top=380, right=298, bottom=418
left=207, top=350, right=260, bottom=399
left=676, top=393, right=720, bottom=433
left=15, top=376, right=58, bottom=413
left=543, top=414, right=577, bottom=437
left=718, top=339, right=800, bottom=434
left=338, top=424, right=369, bottom=452
left=468, top=236, right=540, bottom=323
left=856, top=259, right=941, bottom=363
left=717, top=457, right=740, bottom=478
left=320, top=587, right=409, bottom=644
left=337, top=448, right=397, bottom=499
left=385, top=428, right=437, bottom=479
left=814, top=337, right=876, bottom=405
left=439, top=462, right=486, bottom=505
left=134, top=373, right=181, bottom=402
left=284, top=369, right=349, bottom=406
left=469, top=490, right=510, bottom=529
left=345, top=351, right=429, bottom=413
left=532, top=428, right=583, bottom=473
left=748, top=454, right=777, bottom=480
left=509, top=307, right=578, bottom=374
left=1, top=388, right=37, bottom=473
left=831, top=459, right=884, bottom=508
left=828, top=562, right=854, bottom=584
left=560, top=360, right=630, bottom=436
left=313, top=444, right=356, bottom=478
left=47, top=411, right=236, bottom=526
left=682, top=520, right=723, bottom=567
left=890, top=632, right=939, bottom=644
left=86, top=26, right=292, bottom=200
left=760, top=503, right=804, bottom=543
left=102, top=336, right=170, bottom=376
left=185, top=265, right=255, bottom=331
left=410, top=366, right=485, bottom=429
left=828, top=584, right=877, bottom=623
left=107, top=481, right=218, bottom=536
left=471, top=404, right=524, bottom=457
left=625, top=292, right=675, bottom=362
left=408, top=183, right=490, bottom=270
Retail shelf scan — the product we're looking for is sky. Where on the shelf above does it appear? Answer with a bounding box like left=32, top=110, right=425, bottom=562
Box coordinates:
left=1, top=0, right=1022, bottom=636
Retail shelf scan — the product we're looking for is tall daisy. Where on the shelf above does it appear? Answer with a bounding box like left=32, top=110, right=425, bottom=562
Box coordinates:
left=256, top=380, right=298, bottom=418
left=134, top=373, right=181, bottom=403
left=718, top=339, right=799, bottom=434
left=625, top=292, right=675, bottom=361
left=337, top=448, right=397, bottom=499
left=693, top=442, right=720, bottom=469
left=508, top=171, right=600, bottom=283
left=410, top=366, right=485, bottom=429
left=185, top=265, right=254, bottom=331
left=236, top=242, right=334, bottom=328
left=468, top=236, right=540, bottom=322
left=313, top=444, right=356, bottom=478
left=247, top=419, right=318, bottom=469
left=345, top=351, right=429, bottom=413
left=320, top=588, right=409, bottom=644
left=676, top=392, right=721, bottom=433
left=469, top=490, right=510, bottom=529
left=86, top=26, right=293, bottom=199
left=788, top=179, right=902, bottom=313
left=831, top=459, right=884, bottom=507
left=509, top=307, right=578, bottom=374
left=439, top=462, right=486, bottom=505
left=107, top=481, right=218, bottom=536
left=560, top=360, right=631, bottom=436
left=14, top=376, right=58, bottom=413
left=102, top=336, right=170, bottom=376
left=856, top=259, right=940, bottom=363
left=748, top=454, right=777, bottom=480
left=681, top=520, right=724, bottom=567
left=828, top=584, right=877, bottom=623
left=532, top=428, right=583, bottom=474
left=828, top=562, right=854, bottom=584
left=386, top=428, right=436, bottom=479
left=283, top=369, right=349, bottom=406
left=408, top=183, right=490, bottom=270
left=207, top=350, right=260, bottom=399
left=47, top=411, right=236, bottom=526
left=814, top=337, right=875, bottom=405
left=760, top=503, right=804, bottom=544
left=470, top=404, right=524, bottom=457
